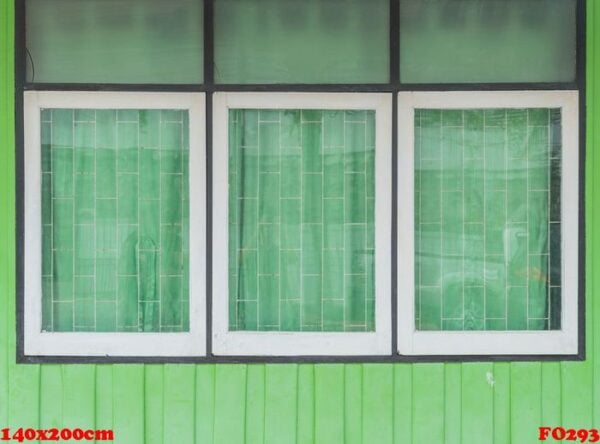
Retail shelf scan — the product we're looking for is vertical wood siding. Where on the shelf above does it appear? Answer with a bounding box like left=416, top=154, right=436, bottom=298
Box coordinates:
left=0, top=1, right=598, bottom=443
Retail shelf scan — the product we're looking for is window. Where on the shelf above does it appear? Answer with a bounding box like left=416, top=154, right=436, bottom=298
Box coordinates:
left=19, top=0, right=583, bottom=362
left=399, top=0, right=577, bottom=84
left=26, top=0, right=204, bottom=84
left=212, top=93, right=392, bottom=356
left=397, top=91, right=579, bottom=355
left=214, top=0, right=389, bottom=84
left=23, top=92, right=206, bottom=356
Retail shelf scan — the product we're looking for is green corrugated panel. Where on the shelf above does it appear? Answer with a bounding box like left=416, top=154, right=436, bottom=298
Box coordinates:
left=588, top=0, right=600, bottom=428
left=510, top=362, right=541, bottom=444
left=444, top=364, right=461, bottom=444
left=0, top=0, right=13, bottom=429
left=144, top=365, right=164, bottom=444
left=264, top=365, right=298, bottom=444
left=412, top=364, right=445, bottom=443
left=229, top=109, right=375, bottom=332
left=113, top=365, right=145, bottom=444
left=245, top=365, right=266, bottom=443
left=461, top=364, right=493, bottom=444
left=314, top=365, right=345, bottom=442
left=163, top=365, right=196, bottom=443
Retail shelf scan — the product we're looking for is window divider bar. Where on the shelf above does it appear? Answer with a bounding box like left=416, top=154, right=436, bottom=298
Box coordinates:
left=575, top=0, right=586, bottom=359
left=15, top=0, right=26, bottom=360
left=205, top=92, right=213, bottom=358
left=204, top=0, right=214, bottom=86
left=21, top=82, right=580, bottom=93
left=390, top=0, right=400, bottom=86
left=391, top=91, right=398, bottom=354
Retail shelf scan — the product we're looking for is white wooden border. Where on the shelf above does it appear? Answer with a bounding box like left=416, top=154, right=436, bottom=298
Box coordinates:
left=212, top=92, right=392, bottom=356
left=397, top=91, right=579, bottom=355
left=24, top=91, right=206, bottom=357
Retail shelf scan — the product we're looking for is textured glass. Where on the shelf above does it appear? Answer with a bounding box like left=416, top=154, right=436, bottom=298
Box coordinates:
left=26, top=0, right=203, bottom=84
left=415, top=108, right=562, bottom=331
left=400, top=0, right=576, bottom=83
left=41, top=109, right=190, bottom=332
left=229, top=109, right=375, bottom=331
left=214, top=0, right=389, bottom=84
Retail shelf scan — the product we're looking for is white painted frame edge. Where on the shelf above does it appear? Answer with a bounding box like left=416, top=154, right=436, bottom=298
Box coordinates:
left=212, top=92, right=392, bottom=356
left=397, top=90, right=579, bottom=356
left=23, top=91, right=207, bottom=357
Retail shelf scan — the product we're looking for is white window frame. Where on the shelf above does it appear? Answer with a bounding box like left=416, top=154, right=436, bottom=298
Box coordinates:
left=397, top=90, right=579, bottom=356
left=23, top=91, right=206, bottom=357
left=212, top=92, right=392, bottom=356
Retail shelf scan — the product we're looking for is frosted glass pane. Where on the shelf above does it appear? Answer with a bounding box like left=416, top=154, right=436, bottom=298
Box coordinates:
left=215, top=0, right=389, bottom=84
left=26, top=0, right=203, bottom=84
left=414, top=109, right=562, bottom=331
left=41, top=109, right=190, bottom=332
left=400, top=0, right=576, bottom=83
left=228, top=109, right=376, bottom=331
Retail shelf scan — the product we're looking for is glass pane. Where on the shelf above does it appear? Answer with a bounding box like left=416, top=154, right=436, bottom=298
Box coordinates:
left=400, top=0, right=576, bottom=83
left=41, top=109, right=190, bottom=332
left=215, top=0, right=389, bottom=84
left=414, top=108, right=561, bottom=331
left=228, top=109, right=376, bottom=331
left=26, top=0, right=203, bottom=84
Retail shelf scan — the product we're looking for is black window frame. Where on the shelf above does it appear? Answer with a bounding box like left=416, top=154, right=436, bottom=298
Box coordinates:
left=15, top=0, right=587, bottom=364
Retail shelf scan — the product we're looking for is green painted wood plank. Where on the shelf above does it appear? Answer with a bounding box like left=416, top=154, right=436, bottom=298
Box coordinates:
left=314, top=364, right=345, bottom=444
left=95, top=366, right=114, bottom=439
left=561, top=361, right=593, bottom=428
left=0, top=0, right=17, bottom=431
left=62, top=365, right=95, bottom=431
left=112, top=365, right=145, bottom=444
left=39, top=365, right=63, bottom=430
left=363, top=364, right=394, bottom=444
left=195, top=365, right=215, bottom=444
left=541, top=363, right=561, bottom=426
left=297, top=365, right=315, bottom=444
left=510, top=363, right=541, bottom=444
left=163, top=365, right=196, bottom=444
left=0, top=0, right=13, bottom=427
left=245, top=365, right=265, bottom=444
left=213, top=365, right=247, bottom=444
left=461, top=363, right=493, bottom=444
left=265, top=364, right=297, bottom=444
left=144, top=365, right=163, bottom=444
left=589, top=0, right=600, bottom=428
left=344, top=364, right=362, bottom=444
left=412, top=364, right=444, bottom=444
left=492, top=363, right=510, bottom=444
left=7, top=349, right=39, bottom=428
left=443, top=364, right=461, bottom=444
left=394, top=365, right=412, bottom=444
left=8, top=365, right=40, bottom=431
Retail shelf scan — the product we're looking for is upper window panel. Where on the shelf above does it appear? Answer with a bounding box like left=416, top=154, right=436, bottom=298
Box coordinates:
left=214, top=0, right=389, bottom=84
left=26, top=0, right=204, bottom=84
left=400, top=0, right=576, bottom=84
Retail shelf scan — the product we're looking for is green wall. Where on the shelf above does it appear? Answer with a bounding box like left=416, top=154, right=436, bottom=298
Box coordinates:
left=1, top=2, right=598, bottom=443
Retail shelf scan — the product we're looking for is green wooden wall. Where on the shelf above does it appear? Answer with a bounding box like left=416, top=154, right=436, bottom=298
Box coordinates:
left=1, top=2, right=598, bottom=443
